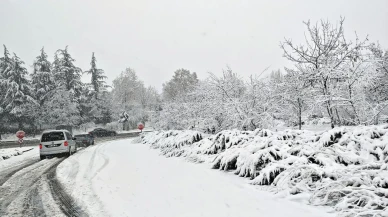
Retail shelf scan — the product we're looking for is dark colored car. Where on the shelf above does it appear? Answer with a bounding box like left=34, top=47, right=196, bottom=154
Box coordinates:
left=88, top=128, right=117, bottom=137
left=74, top=134, right=95, bottom=147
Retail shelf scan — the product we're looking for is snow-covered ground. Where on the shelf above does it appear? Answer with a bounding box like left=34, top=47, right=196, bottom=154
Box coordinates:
left=0, top=147, right=38, bottom=170
left=1, top=134, right=40, bottom=141
left=0, top=147, right=36, bottom=161
left=57, top=138, right=333, bottom=217
left=141, top=127, right=388, bottom=217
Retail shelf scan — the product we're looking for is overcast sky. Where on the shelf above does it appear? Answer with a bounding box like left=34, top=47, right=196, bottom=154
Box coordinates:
left=0, top=0, right=387, bottom=91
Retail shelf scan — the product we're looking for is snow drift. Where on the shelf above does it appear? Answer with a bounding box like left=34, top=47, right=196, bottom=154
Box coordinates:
left=141, top=126, right=388, bottom=217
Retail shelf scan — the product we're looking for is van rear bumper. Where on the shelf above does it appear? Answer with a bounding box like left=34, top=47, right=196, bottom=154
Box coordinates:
left=40, top=148, right=68, bottom=155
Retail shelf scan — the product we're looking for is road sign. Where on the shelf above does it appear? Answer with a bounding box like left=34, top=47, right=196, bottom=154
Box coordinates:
left=138, top=123, right=144, bottom=132
left=18, top=138, right=24, bottom=148
left=16, top=131, right=25, bottom=139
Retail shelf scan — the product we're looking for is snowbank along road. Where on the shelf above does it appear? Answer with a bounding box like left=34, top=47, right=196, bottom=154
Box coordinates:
left=0, top=135, right=139, bottom=217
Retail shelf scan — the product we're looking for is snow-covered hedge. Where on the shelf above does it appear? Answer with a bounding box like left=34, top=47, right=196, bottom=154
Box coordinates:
left=141, top=126, right=388, bottom=217
left=142, top=131, right=203, bottom=157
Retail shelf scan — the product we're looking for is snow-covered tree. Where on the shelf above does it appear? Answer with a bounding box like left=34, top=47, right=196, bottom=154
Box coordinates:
left=0, top=45, right=13, bottom=110
left=276, top=69, right=312, bottom=129
left=280, top=18, right=368, bottom=128
left=85, top=52, right=108, bottom=98
left=162, top=68, right=198, bottom=101
left=95, top=91, right=113, bottom=124
left=52, top=46, right=82, bottom=95
left=43, top=88, right=80, bottom=126
left=31, top=47, right=54, bottom=106
left=112, top=68, right=150, bottom=130
left=2, top=52, right=35, bottom=129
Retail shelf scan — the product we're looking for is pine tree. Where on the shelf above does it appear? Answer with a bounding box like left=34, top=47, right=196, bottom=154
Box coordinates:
left=52, top=46, right=82, bottom=95
left=32, top=47, right=54, bottom=106
left=0, top=45, right=13, bottom=138
left=0, top=45, right=12, bottom=77
left=3, top=52, right=35, bottom=129
left=29, top=47, right=55, bottom=130
left=86, top=52, right=107, bottom=98
left=0, top=46, right=13, bottom=111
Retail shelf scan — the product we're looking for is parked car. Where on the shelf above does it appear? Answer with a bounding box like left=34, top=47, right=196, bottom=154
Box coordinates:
left=74, top=134, right=95, bottom=147
left=88, top=128, right=117, bottom=137
left=39, top=130, right=77, bottom=160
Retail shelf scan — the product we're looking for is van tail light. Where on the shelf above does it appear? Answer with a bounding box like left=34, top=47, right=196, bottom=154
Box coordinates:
left=64, top=141, right=69, bottom=146
left=39, top=144, right=42, bottom=149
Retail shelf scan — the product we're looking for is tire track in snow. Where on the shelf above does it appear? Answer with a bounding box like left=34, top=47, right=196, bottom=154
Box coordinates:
left=46, top=161, right=88, bottom=217
left=56, top=142, right=112, bottom=216
left=91, top=143, right=110, bottom=180
left=0, top=158, right=40, bottom=186
left=0, top=158, right=62, bottom=216
left=21, top=184, right=46, bottom=217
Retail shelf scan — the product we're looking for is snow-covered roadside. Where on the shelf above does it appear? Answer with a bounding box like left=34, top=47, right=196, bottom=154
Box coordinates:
left=141, top=127, right=388, bottom=217
left=56, top=143, right=110, bottom=217
left=1, top=133, right=40, bottom=141
left=57, top=139, right=334, bottom=217
left=0, top=147, right=36, bottom=161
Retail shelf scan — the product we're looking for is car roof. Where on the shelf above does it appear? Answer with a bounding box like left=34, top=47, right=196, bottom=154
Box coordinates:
left=42, top=129, right=70, bottom=134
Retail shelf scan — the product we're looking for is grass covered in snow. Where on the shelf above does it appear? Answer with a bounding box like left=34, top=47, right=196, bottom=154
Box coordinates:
left=141, top=126, right=388, bottom=217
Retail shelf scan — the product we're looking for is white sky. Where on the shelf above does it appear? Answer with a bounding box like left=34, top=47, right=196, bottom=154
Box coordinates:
left=0, top=0, right=387, bottom=92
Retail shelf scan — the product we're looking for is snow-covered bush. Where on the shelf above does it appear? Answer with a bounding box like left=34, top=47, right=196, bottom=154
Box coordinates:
left=142, top=125, right=388, bottom=217
left=141, top=130, right=203, bottom=157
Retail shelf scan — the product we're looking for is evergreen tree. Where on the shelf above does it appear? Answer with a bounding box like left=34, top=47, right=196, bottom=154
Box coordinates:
left=0, top=45, right=13, bottom=138
left=85, top=52, right=107, bottom=98
left=52, top=46, right=82, bottom=96
left=95, top=91, right=113, bottom=124
left=77, top=84, right=96, bottom=124
left=3, top=52, right=35, bottom=129
left=30, top=47, right=54, bottom=130
left=0, top=45, right=13, bottom=113
left=32, top=47, right=54, bottom=106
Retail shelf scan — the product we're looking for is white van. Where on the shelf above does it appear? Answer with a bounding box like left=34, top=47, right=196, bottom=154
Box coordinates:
left=39, top=130, right=77, bottom=160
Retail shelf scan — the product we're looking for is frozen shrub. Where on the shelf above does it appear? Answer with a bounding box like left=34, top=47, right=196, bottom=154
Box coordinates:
left=142, top=130, right=203, bottom=157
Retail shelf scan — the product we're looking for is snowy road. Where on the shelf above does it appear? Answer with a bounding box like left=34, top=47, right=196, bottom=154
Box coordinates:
left=0, top=136, right=139, bottom=217
left=58, top=139, right=334, bottom=217
left=0, top=147, right=88, bottom=217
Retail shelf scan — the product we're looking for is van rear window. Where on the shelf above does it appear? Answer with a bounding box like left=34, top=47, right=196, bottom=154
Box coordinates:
left=41, top=132, right=65, bottom=142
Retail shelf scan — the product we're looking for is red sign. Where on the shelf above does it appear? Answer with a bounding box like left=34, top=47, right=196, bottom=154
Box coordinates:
left=138, top=123, right=144, bottom=131
left=16, top=131, right=25, bottom=139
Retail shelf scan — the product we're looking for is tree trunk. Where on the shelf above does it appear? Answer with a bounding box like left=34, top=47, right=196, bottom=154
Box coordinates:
left=375, top=113, right=380, bottom=125
left=335, top=108, right=341, bottom=126
left=32, top=123, right=36, bottom=137
left=18, top=119, right=23, bottom=130
left=297, top=98, right=302, bottom=130
left=326, top=103, right=335, bottom=129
